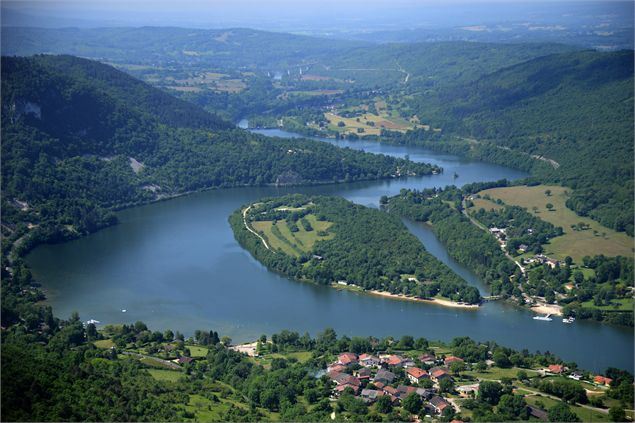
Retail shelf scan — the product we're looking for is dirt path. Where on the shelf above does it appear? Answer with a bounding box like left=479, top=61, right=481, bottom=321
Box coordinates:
left=243, top=205, right=273, bottom=251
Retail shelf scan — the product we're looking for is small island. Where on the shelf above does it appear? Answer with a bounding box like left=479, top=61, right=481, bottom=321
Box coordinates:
left=229, top=194, right=481, bottom=306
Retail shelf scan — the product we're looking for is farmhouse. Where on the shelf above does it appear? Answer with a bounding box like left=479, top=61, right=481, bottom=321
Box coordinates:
left=384, top=354, right=405, bottom=367
left=331, top=372, right=361, bottom=387
left=457, top=383, right=480, bottom=398
left=355, top=367, right=372, bottom=380
left=406, top=367, right=429, bottom=384
left=360, top=389, right=382, bottom=403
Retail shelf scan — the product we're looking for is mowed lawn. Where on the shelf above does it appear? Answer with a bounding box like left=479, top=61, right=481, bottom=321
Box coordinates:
left=478, top=185, right=634, bottom=261
left=251, top=214, right=333, bottom=257
left=187, top=345, right=210, bottom=357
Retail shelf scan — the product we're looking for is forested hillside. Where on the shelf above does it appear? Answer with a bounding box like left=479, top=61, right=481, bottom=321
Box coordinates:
left=1, top=55, right=434, bottom=256
left=404, top=50, right=634, bottom=235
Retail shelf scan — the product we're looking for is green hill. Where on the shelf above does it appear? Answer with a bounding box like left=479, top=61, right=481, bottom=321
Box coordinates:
left=406, top=50, right=634, bottom=235
left=1, top=55, right=435, bottom=253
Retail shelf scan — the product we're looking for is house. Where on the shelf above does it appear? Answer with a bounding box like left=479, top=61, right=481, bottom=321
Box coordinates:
left=360, top=389, right=382, bottom=403
left=456, top=383, right=480, bottom=398
left=327, top=363, right=347, bottom=373
left=385, top=355, right=405, bottom=367
left=178, top=356, right=194, bottom=364
left=419, top=353, right=436, bottom=365
left=355, top=367, right=372, bottom=380
left=373, top=381, right=386, bottom=390
left=518, top=244, right=528, bottom=253
left=406, top=367, right=429, bottom=384
left=402, top=357, right=416, bottom=368
left=548, top=364, right=565, bottom=374
left=383, top=386, right=399, bottom=402
left=569, top=371, right=583, bottom=381
left=429, top=367, right=452, bottom=383
left=338, top=352, right=358, bottom=366
left=332, top=372, right=361, bottom=387
left=546, top=258, right=560, bottom=269
left=429, top=395, right=451, bottom=414
left=416, top=388, right=435, bottom=400
left=335, top=383, right=359, bottom=396
left=359, top=353, right=380, bottom=367
left=396, top=385, right=418, bottom=400
left=594, top=375, right=613, bottom=386
left=444, top=356, right=464, bottom=366
left=374, top=369, right=396, bottom=384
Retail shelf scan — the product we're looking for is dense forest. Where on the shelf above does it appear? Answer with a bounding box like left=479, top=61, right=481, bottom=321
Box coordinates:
left=230, top=194, right=481, bottom=304
left=1, top=55, right=435, bottom=258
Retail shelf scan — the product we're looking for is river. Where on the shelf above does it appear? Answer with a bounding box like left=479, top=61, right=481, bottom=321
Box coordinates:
left=26, top=124, right=633, bottom=373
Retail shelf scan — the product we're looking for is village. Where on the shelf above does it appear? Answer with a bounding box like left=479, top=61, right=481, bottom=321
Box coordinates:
left=319, top=349, right=616, bottom=421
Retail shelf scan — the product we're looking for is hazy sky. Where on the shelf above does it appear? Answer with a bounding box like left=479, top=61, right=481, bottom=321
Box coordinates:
left=3, top=0, right=632, bottom=31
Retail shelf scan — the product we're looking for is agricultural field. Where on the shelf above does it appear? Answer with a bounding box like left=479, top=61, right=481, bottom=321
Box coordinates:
left=251, top=214, right=334, bottom=257
left=148, top=369, right=184, bottom=382
left=476, top=185, right=634, bottom=261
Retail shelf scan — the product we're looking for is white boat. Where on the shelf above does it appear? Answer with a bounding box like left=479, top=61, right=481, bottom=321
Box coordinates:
left=86, top=319, right=100, bottom=325
left=562, top=317, right=575, bottom=323
left=121, top=309, right=127, bottom=313
left=533, top=314, right=552, bottom=321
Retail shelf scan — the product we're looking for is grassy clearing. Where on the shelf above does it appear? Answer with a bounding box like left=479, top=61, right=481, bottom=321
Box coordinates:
left=188, top=345, right=210, bottom=357
left=148, top=369, right=183, bottom=382
left=93, top=339, right=115, bottom=349
left=478, top=185, right=634, bottom=261
left=251, top=213, right=333, bottom=257
left=524, top=395, right=609, bottom=422
left=463, top=367, right=539, bottom=381
left=469, top=197, right=504, bottom=212
left=580, top=297, right=633, bottom=311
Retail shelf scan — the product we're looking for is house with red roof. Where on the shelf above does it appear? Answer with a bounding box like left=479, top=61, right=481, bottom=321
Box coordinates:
left=338, top=352, right=358, bottom=366
left=335, top=383, right=360, bottom=396
left=429, top=367, right=452, bottom=383
left=429, top=395, right=451, bottom=414
left=548, top=364, right=565, bottom=374
left=406, top=367, right=429, bottom=384
left=444, top=356, right=464, bottom=365
left=419, top=353, right=436, bottom=365
left=385, top=354, right=404, bottom=367
left=594, top=375, right=613, bottom=386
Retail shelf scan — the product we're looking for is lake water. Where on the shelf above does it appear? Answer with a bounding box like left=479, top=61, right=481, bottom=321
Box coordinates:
left=27, top=126, right=633, bottom=372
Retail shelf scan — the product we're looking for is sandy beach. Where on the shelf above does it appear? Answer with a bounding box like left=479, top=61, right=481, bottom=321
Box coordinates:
left=530, top=303, right=563, bottom=316
left=367, top=289, right=480, bottom=309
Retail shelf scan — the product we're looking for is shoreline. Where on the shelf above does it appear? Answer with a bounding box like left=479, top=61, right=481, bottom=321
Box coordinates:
left=529, top=304, right=564, bottom=316
left=332, top=284, right=480, bottom=309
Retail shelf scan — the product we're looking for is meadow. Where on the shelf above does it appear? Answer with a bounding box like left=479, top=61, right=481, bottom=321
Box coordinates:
left=476, top=185, right=634, bottom=261
left=251, top=214, right=333, bottom=257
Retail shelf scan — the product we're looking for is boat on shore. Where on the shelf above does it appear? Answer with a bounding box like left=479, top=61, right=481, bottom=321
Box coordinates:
left=533, top=314, right=553, bottom=321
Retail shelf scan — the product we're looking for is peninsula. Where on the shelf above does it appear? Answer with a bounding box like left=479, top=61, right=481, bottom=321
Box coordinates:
left=229, top=194, right=481, bottom=306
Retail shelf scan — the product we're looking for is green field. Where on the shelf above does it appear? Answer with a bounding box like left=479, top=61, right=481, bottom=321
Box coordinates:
left=580, top=297, right=634, bottom=311
left=477, top=185, right=634, bottom=261
left=93, top=339, right=116, bottom=349
left=463, top=367, right=539, bottom=381
left=251, top=213, right=333, bottom=257
left=139, top=357, right=177, bottom=369
left=148, top=369, right=184, bottom=382
left=187, top=345, right=210, bottom=357
left=524, top=395, right=609, bottom=422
